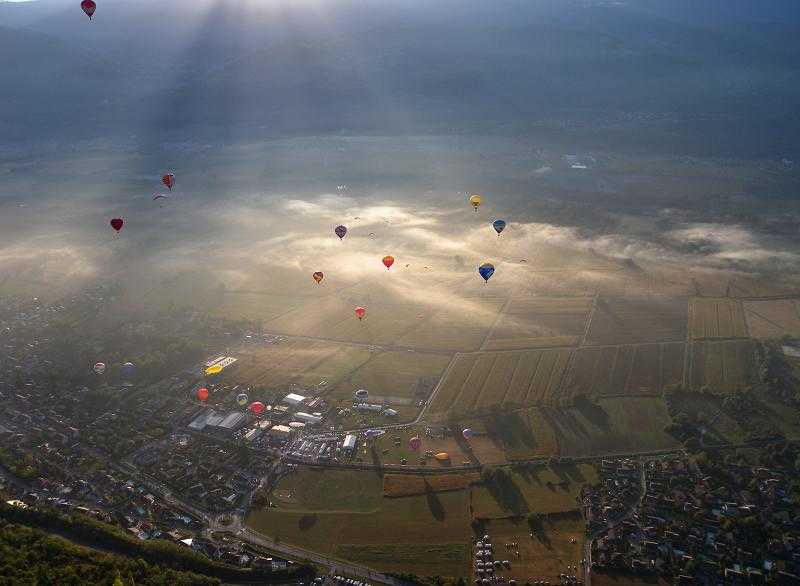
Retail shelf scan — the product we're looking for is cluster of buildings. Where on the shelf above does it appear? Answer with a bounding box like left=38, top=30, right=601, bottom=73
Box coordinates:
left=584, top=458, right=642, bottom=533
left=589, top=456, right=800, bottom=583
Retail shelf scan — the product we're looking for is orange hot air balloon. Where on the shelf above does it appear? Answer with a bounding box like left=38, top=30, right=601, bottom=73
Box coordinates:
left=197, top=387, right=209, bottom=402
left=355, top=306, right=366, bottom=321
left=313, top=271, right=324, bottom=285
left=382, top=256, right=395, bottom=270
left=162, top=172, right=175, bottom=191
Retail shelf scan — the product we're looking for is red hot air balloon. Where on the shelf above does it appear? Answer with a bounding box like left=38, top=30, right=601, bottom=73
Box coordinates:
left=249, top=401, right=265, bottom=415
left=354, top=306, right=366, bottom=321
left=382, top=256, right=395, bottom=270
left=162, top=172, right=175, bottom=191
left=110, top=218, right=124, bottom=232
left=312, top=271, right=324, bottom=285
left=197, top=387, right=209, bottom=402
left=81, top=0, right=96, bottom=20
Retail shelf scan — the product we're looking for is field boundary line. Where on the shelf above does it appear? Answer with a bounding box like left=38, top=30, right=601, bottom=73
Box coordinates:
left=478, top=296, right=514, bottom=351
left=413, top=352, right=462, bottom=423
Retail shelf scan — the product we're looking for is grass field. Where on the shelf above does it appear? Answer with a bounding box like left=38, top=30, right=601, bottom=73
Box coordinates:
left=483, top=297, right=592, bottom=351
left=470, top=463, right=598, bottom=519
left=383, top=472, right=480, bottom=497
left=689, top=298, right=748, bottom=339
left=744, top=299, right=800, bottom=339
left=361, top=426, right=475, bottom=467
left=247, top=481, right=472, bottom=577
left=477, top=514, right=584, bottom=582
left=585, top=296, right=688, bottom=345
left=564, top=342, right=685, bottom=398
left=270, top=468, right=383, bottom=512
left=688, top=340, right=758, bottom=392
left=592, top=574, right=669, bottom=586
left=427, top=349, right=572, bottom=416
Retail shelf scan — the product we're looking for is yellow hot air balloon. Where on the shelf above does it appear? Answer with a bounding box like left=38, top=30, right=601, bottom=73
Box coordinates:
left=205, top=364, right=223, bottom=376
left=469, top=194, right=482, bottom=212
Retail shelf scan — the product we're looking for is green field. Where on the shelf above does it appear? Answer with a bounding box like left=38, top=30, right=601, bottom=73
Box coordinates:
left=270, top=468, right=383, bottom=512
left=688, top=340, right=758, bottom=393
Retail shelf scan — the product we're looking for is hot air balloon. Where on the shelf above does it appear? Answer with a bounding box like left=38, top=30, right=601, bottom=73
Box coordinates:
left=469, top=194, right=482, bottom=212
left=110, top=218, right=124, bottom=233
left=81, top=0, right=96, bottom=20
left=382, top=256, right=395, bottom=270
left=205, top=364, right=223, bottom=376
left=197, top=387, right=209, bottom=402
left=354, top=306, right=366, bottom=321
left=434, top=452, right=450, bottom=461
left=408, top=436, right=422, bottom=451
left=162, top=172, right=175, bottom=191
left=93, top=362, right=106, bottom=375
left=121, top=362, right=137, bottom=379
left=334, top=225, right=347, bottom=240
left=492, top=219, right=507, bottom=235
left=249, top=401, right=265, bottom=415
left=236, top=393, right=249, bottom=407
left=478, top=262, right=495, bottom=284
left=462, top=428, right=474, bottom=440
left=312, top=272, right=324, bottom=285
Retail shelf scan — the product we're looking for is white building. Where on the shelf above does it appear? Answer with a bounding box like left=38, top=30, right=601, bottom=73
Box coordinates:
left=294, top=412, right=323, bottom=425
left=269, top=425, right=292, bottom=438
left=342, top=434, right=357, bottom=451
left=282, top=393, right=306, bottom=407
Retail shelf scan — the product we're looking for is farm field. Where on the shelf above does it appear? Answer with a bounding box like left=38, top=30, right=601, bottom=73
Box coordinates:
left=728, top=274, right=800, bottom=298
left=483, top=297, right=592, bottom=351
left=270, top=468, right=382, bottom=512
left=359, top=425, right=476, bottom=467
left=688, top=298, right=748, bottom=339
left=470, top=463, right=598, bottom=519
left=592, top=574, right=670, bottom=586
left=383, top=472, right=480, bottom=497
left=744, top=299, right=800, bottom=339
left=564, top=342, right=685, bottom=398
left=585, top=296, right=688, bottom=345
left=247, top=485, right=472, bottom=577
left=477, top=515, right=585, bottom=583
left=427, top=349, right=572, bottom=417
left=547, top=397, right=679, bottom=457
left=688, top=340, right=758, bottom=393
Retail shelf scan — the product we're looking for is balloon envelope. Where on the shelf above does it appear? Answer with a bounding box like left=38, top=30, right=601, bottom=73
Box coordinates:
left=492, top=219, right=507, bottom=235
left=81, top=0, right=96, bottom=19
left=312, top=271, right=324, bottom=284
left=121, top=362, right=136, bottom=379
left=355, top=306, right=366, bottom=320
left=249, top=401, right=265, bottom=415
left=205, top=364, right=223, bottom=376
left=469, top=194, right=482, bottom=210
left=162, top=173, right=175, bottom=190
left=93, top=362, right=106, bottom=375
left=197, top=387, right=209, bottom=402
left=462, top=428, right=474, bottom=439
left=408, top=436, right=422, bottom=450
left=478, top=262, right=495, bottom=282
left=334, top=225, right=347, bottom=239
left=110, top=218, right=124, bottom=232
left=236, top=393, right=249, bottom=406
left=434, top=452, right=450, bottom=461
left=382, top=256, right=395, bottom=270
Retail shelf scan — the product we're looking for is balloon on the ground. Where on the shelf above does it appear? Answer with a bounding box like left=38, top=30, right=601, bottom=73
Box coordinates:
left=81, top=0, right=96, bottom=19
left=492, top=219, right=506, bottom=235
left=205, top=364, right=222, bottom=376
left=236, top=393, right=249, bottom=407
left=434, top=452, right=450, bottom=461
left=408, top=436, right=422, bottom=450
left=93, top=362, right=106, bottom=375
left=110, top=218, right=124, bottom=232
left=335, top=225, right=347, bottom=240
left=355, top=306, right=366, bottom=320
left=162, top=172, right=175, bottom=191
left=249, top=401, right=265, bottom=415
left=197, top=387, right=209, bottom=402
left=478, top=262, right=495, bottom=283
left=469, top=194, right=482, bottom=211
left=462, top=428, right=474, bottom=439
left=312, top=272, right=324, bottom=284
left=382, top=256, right=395, bottom=270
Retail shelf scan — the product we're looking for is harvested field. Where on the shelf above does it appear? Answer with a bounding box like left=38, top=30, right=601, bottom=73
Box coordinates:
left=427, top=349, right=572, bottom=416
left=689, top=298, right=748, bottom=339
left=563, top=343, right=685, bottom=398
left=383, top=472, right=480, bottom=497
left=744, top=299, right=800, bottom=339
left=483, top=297, right=592, bottom=350
left=586, top=296, right=688, bottom=345
left=689, top=340, right=758, bottom=393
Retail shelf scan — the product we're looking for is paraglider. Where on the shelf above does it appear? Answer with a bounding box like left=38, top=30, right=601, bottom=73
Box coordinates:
left=110, top=218, right=124, bottom=233
left=249, top=401, right=265, bottom=415
left=408, top=436, right=422, bottom=451
left=469, top=194, right=482, bottom=212
left=355, top=306, right=366, bottom=321
left=478, top=262, right=495, bottom=284
left=334, top=225, right=347, bottom=240
left=93, top=362, right=106, bottom=375
left=492, top=219, right=507, bottom=235
left=312, top=271, right=324, bottom=285
left=236, top=393, right=249, bottom=407
left=197, top=387, right=209, bottom=402
left=80, top=0, right=96, bottom=20
left=162, top=172, right=175, bottom=191
left=382, top=256, right=395, bottom=270
left=462, top=428, right=474, bottom=440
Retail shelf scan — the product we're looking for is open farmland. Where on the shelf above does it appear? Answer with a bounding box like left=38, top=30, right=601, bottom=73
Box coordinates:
left=427, top=349, right=572, bottom=416
left=475, top=408, right=560, bottom=462
left=396, top=298, right=506, bottom=351
left=383, top=472, right=480, bottom=497
left=470, top=463, right=598, bottom=519
left=744, top=299, right=800, bottom=339
left=688, top=298, right=748, bottom=339
left=585, top=296, right=688, bottom=345
left=362, top=426, right=476, bottom=467
left=564, top=342, right=685, bottom=398
left=688, top=340, right=758, bottom=393
left=271, top=468, right=382, bottom=512
left=483, top=297, right=592, bottom=350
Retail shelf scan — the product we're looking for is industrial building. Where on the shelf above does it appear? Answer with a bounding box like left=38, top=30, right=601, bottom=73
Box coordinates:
left=187, top=410, right=246, bottom=433
left=282, top=393, right=306, bottom=407
left=342, top=434, right=357, bottom=452
left=294, top=412, right=323, bottom=425
left=268, top=425, right=292, bottom=439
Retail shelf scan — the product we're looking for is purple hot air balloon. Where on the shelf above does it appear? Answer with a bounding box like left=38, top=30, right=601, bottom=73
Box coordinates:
left=334, top=225, right=347, bottom=240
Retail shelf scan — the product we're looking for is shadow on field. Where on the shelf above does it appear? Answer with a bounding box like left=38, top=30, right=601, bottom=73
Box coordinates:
left=484, top=411, right=538, bottom=453
left=526, top=514, right=552, bottom=549
left=424, top=480, right=446, bottom=522
left=298, top=514, right=318, bottom=531
left=483, top=469, right=529, bottom=516
left=573, top=395, right=610, bottom=431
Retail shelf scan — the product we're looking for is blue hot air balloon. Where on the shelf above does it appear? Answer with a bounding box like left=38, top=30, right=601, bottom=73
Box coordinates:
left=478, top=262, right=495, bottom=283
left=492, top=219, right=507, bottom=235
